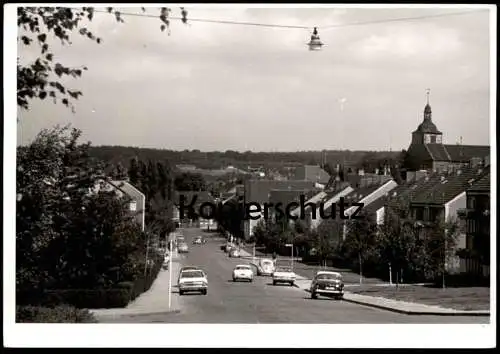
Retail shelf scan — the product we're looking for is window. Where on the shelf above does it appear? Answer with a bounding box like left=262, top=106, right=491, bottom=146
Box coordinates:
left=430, top=135, right=436, bottom=143
left=428, top=208, right=439, bottom=222
left=129, top=201, right=137, bottom=211
left=467, top=197, right=476, bottom=209
left=415, top=208, right=424, bottom=221
left=467, top=219, right=477, bottom=234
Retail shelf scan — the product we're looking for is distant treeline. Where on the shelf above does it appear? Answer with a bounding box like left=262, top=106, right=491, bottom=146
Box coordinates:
left=88, top=145, right=404, bottom=173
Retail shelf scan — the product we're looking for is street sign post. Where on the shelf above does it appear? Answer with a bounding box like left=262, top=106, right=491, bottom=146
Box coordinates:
left=285, top=244, right=294, bottom=271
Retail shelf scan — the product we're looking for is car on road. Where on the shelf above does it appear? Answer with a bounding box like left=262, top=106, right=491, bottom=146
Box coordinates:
left=272, top=266, right=296, bottom=286
left=178, top=242, right=189, bottom=253
left=178, top=269, right=208, bottom=295
left=193, top=236, right=205, bottom=245
left=257, top=258, right=275, bottom=276
left=232, top=264, right=254, bottom=282
left=310, top=271, right=344, bottom=300
left=178, top=266, right=202, bottom=283
left=229, top=248, right=241, bottom=258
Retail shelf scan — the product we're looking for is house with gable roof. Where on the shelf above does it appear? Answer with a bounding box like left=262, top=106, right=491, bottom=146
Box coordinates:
left=288, top=181, right=353, bottom=230
left=98, top=179, right=146, bottom=232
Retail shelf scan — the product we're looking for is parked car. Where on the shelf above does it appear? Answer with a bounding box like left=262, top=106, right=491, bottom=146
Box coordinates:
left=224, top=243, right=234, bottom=253
left=178, top=269, right=208, bottom=295
left=257, top=258, right=275, bottom=276
left=193, top=236, right=203, bottom=245
left=178, top=242, right=189, bottom=253
left=162, top=253, right=170, bottom=270
left=232, top=264, right=254, bottom=282
left=310, top=271, right=344, bottom=300
left=229, top=248, right=241, bottom=258
left=272, top=266, right=296, bottom=286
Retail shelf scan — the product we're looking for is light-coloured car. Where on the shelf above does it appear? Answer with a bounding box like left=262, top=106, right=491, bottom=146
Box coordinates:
left=257, top=258, right=275, bottom=276
left=232, top=264, right=254, bottom=282
left=177, top=266, right=201, bottom=283
left=229, top=248, right=241, bottom=258
left=193, top=236, right=203, bottom=245
left=162, top=253, right=170, bottom=270
left=310, top=271, right=344, bottom=300
left=272, top=266, right=296, bottom=286
left=178, top=242, right=189, bottom=253
left=178, top=269, right=208, bottom=295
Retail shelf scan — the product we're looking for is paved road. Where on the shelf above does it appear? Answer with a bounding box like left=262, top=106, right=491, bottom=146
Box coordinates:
left=107, top=228, right=489, bottom=324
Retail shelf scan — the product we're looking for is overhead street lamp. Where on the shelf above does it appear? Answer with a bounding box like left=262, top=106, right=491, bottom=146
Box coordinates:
left=307, top=27, right=324, bottom=51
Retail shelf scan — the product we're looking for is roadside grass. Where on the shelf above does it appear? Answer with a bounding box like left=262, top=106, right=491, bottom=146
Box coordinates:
left=347, top=285, right=490, bottom=311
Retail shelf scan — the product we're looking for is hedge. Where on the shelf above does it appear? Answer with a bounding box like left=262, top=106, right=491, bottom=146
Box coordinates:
left=16, top=305, right=97, bottom=323
left=17, top=255, right=164, bottom=309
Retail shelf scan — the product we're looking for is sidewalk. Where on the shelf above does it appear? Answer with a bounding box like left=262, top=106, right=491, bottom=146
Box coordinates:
left=293, top=279, right=490, bottom=316
left=90, top=256, right=182, bottom=320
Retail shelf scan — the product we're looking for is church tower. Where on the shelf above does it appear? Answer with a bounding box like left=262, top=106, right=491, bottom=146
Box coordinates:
left=411, top=89, right=443, bottom=145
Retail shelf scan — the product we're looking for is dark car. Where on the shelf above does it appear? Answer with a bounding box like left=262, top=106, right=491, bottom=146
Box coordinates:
left=310, top=271, right=344, bottom=300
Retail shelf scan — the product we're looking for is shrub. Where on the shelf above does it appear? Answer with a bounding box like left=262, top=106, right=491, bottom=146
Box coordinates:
left=17, top=288, right=132, bottom=309
left=16, top=255, right=164, bottom=309
left=16, top=305, right=97, bottom=323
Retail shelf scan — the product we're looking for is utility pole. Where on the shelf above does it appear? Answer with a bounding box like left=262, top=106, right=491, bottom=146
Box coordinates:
left=144, top=231, right=150, bottom=277
left=168, top=239, right=173, bottom=309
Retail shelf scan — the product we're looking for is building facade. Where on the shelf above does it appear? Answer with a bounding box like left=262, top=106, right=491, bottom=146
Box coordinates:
left=405, top=93, right=490, bottom=173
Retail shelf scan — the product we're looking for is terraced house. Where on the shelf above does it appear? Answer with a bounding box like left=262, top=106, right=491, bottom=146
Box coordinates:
left=409, top=165, right=489, bottom=274
left=457, top=167, right=491, bottom=278
left=288, top=181, right=353, bottom=230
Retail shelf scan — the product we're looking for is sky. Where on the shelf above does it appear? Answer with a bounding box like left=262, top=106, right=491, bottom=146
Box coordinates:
left=16, top=5, right=493, bottom=152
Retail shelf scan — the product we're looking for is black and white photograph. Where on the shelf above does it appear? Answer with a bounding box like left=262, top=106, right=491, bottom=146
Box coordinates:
left=4, top=3, right=496, bottom=348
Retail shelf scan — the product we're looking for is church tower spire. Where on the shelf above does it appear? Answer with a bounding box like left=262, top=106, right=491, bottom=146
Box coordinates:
left=424, top=88, right=432, bottom=121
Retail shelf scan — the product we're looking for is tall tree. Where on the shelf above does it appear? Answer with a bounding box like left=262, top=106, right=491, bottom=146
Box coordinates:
left=343, top=214, right=378, bottom=283
left=147, top=160, right=158, bottom=199
left=174, top=172, right=206, bottom=191
left=16, top=125, right=144, bottom=298
left=128, top=157, right=140, bottom=186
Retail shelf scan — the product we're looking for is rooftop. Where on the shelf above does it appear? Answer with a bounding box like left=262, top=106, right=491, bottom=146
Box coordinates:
left=467, top=167, right=490, bottom=193
left=244, top=179, right=316, bottom=205
left=291, top=165, right=331, bottom=184
left=411, top=167, right=486, bottom=205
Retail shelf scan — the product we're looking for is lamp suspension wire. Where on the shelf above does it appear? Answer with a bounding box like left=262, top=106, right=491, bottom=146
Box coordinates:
left=91, top=8, right=488, bottom=31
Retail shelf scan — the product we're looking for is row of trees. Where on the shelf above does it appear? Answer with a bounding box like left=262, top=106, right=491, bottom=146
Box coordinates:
left=247, top=203, right=460, bottom=285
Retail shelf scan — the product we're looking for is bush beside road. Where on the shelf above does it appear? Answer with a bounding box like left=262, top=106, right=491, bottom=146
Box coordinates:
left=16, top=305, right=97, bottom=323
